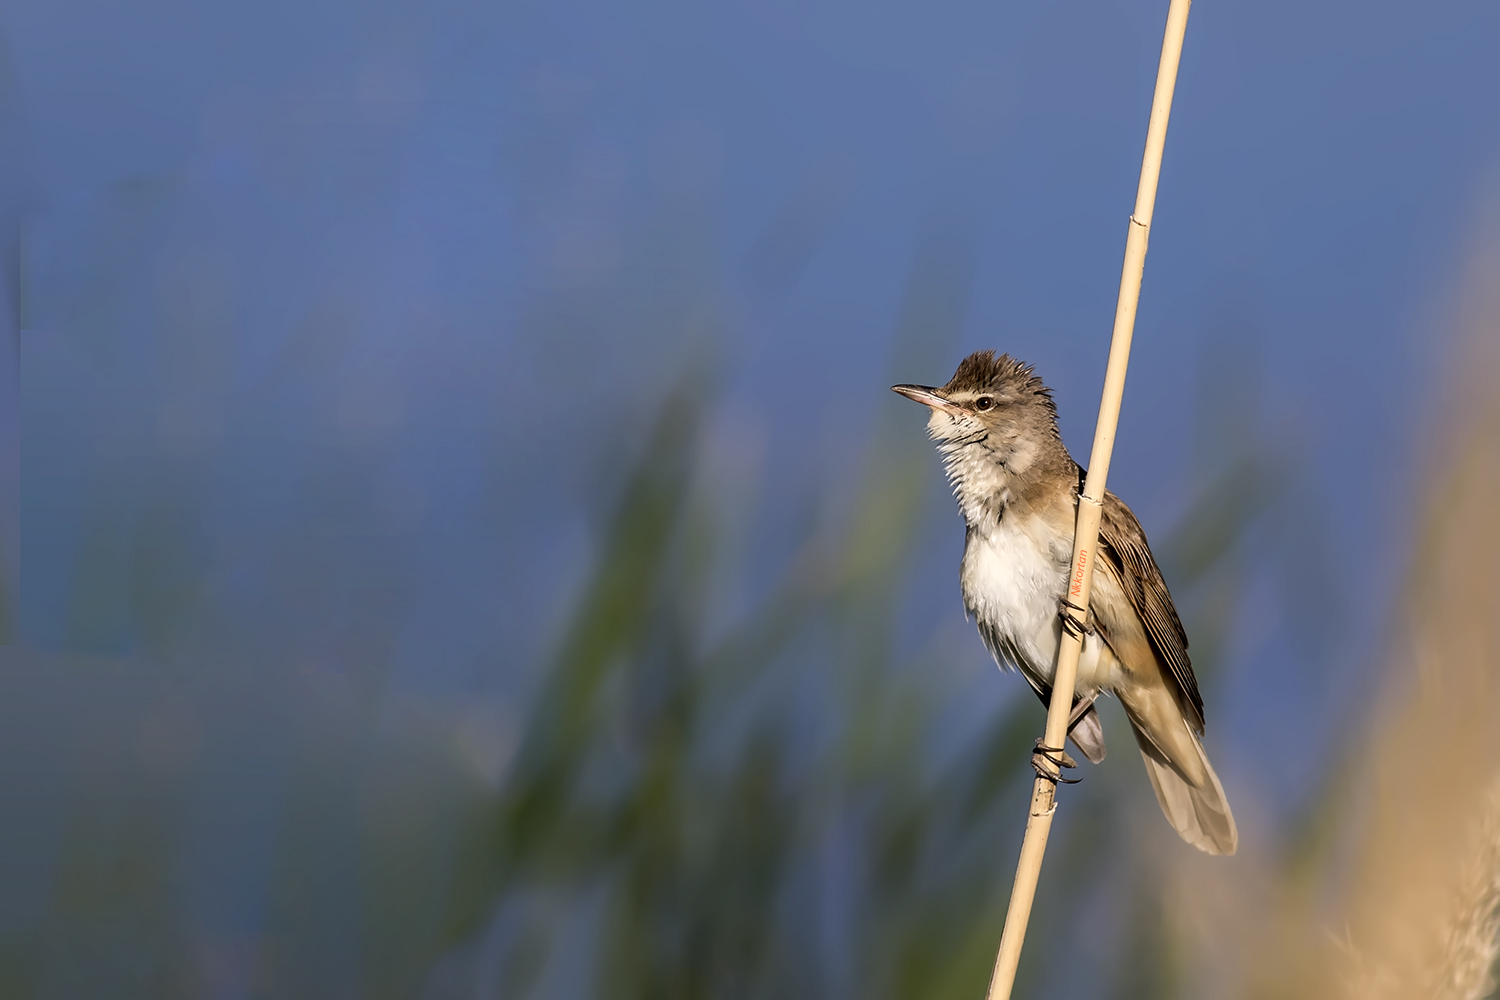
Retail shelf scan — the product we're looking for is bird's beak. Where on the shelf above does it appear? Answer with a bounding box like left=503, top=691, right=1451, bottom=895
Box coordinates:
left=891, top=384, right=963, bottom=414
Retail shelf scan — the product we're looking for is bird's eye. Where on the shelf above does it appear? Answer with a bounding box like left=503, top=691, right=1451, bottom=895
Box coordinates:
left=974, top=396, right=994, bottom=411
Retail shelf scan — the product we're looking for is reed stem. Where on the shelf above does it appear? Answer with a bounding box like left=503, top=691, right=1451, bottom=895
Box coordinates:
left=984, top=1, right=1194, bottom=996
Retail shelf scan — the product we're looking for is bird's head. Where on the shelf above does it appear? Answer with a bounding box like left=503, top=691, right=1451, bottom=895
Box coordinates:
left=892, top=350, right=1064, bottom=514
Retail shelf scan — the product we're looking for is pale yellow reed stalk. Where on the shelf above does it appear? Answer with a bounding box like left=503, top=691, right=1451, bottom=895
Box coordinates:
left=984, top=1, right=1194, bottom=997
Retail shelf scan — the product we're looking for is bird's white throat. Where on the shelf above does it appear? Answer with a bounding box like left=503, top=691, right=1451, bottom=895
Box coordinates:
left=930, top=413, right=1044, bottom=528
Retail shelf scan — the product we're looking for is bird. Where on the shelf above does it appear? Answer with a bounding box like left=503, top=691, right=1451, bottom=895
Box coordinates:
left=893, top=350, right=1237, bottom=855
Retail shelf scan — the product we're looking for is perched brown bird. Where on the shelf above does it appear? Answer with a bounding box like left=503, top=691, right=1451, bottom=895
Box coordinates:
left=894, top=350, right=1237, bottom=855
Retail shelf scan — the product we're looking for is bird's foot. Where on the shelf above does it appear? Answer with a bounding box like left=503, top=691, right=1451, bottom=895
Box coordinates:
left=1057, top=597, right=1097, bottom=638
left=1032, top=740, right=1082, bottom=784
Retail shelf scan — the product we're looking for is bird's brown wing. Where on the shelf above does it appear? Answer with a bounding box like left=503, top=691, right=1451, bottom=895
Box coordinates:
left=1095, top=487, right=1205, bottom=734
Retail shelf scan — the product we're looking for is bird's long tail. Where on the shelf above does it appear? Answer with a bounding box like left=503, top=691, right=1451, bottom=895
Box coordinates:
left=1119, top=689, right=1238, bottom=855
left=1134, top=733, right=1237, bottom=855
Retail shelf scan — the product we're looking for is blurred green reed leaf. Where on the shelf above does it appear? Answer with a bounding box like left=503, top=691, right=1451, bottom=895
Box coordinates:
left=62, top=471, right=213, bottom=659
left=442, top=385, right=702, bottom=937
left=438, top=382, right=830, bottom=997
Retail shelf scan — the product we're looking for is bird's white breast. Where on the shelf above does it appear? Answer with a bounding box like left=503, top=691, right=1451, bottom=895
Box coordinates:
left=962, top=513, right=1119, bottom=694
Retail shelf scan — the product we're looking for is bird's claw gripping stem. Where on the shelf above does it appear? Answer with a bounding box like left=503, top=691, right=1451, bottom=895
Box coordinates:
left=1058, top=596, right=1097, bottom=638
left=1032, top=740, right=1081, bottom=784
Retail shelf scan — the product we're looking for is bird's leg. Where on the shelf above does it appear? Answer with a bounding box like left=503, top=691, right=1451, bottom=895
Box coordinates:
left=1032, top=740, right=1081, bottom=784
left=1066, top=691, right=1098, bottom=733
left=1057, top=596, right=1097, bottom=638
left=1035, top=626, right=1099, bottom=784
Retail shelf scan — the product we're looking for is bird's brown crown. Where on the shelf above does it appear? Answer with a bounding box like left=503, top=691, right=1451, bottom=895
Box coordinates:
left=943, top=350, right=1057, bottom=419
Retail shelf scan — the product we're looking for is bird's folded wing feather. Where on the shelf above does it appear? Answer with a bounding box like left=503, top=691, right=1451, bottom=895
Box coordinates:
left=1091, top=488, right=1205, bottom=734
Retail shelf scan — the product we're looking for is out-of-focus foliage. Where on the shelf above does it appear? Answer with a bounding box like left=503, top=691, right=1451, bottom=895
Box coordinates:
left=417, top=260, right=1308, bottom=997
left=5, top=216, right=1303, bottom=998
